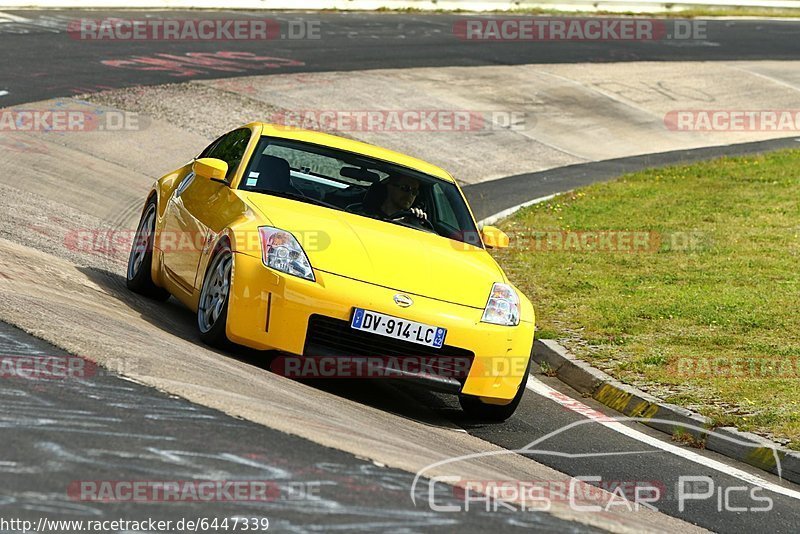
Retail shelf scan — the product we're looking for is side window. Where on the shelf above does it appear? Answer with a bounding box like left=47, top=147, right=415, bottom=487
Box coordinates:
left=205, top=128, right=252, bottom=180
left=198, top=134, right=224, bottom=159
left=432, top=183, right=458, bottom=228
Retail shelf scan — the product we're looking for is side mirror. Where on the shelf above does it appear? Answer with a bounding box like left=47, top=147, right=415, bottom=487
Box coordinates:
left=481, top=225, right=510, bottom=249
left=193, top=158, right=229, bottom=184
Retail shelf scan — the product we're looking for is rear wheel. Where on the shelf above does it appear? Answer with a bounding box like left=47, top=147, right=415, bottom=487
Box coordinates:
left=126, top=198, right=170, bottom=301
left=197, top=243, right=233, bottom=348
left=459, top=356, right=530, bottom=422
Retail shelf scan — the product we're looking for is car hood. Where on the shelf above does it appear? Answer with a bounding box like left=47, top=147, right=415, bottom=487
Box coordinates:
left=242, top=193, right=503, bottom=308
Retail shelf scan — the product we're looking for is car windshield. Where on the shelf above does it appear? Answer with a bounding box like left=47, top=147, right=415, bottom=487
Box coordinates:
left=240, top=137, right=481, bottom=247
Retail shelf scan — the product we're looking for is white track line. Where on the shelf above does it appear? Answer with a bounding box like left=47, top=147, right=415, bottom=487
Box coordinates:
left=478, top=137, right=800, bottom=226
left=727, top=65, right=800, bottom=94
left=478, top=192, right=563, bottom=227
left=526, top=374, right=800, bottom=501
left=0, top=12, right=29, bottom=23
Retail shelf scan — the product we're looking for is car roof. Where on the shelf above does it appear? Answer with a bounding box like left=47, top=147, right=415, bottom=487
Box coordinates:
left=249, top=122, right=457, bottom=184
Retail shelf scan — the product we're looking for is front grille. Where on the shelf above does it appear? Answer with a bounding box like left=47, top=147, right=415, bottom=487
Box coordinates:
left=303, top=314, right=475, bottom=386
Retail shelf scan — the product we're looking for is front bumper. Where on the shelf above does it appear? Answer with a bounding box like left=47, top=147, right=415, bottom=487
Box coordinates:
left=226, top=252, right=535, bottom=402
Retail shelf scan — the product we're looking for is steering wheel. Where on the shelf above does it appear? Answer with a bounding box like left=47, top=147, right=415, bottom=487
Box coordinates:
left=387, top=210, right=436, bottom=232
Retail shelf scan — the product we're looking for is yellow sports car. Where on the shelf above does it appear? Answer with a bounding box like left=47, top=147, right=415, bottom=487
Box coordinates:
left=127, top=123, right=535, bottom=420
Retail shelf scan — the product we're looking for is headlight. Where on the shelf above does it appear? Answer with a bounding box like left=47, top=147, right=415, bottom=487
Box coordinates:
left=258, top=226, right=315, bottom=281
left=481, top=282, right=520, bottom=326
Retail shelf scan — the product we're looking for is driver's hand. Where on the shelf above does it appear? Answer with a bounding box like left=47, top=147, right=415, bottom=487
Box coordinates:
left=410, top=207, right=428, bottom=221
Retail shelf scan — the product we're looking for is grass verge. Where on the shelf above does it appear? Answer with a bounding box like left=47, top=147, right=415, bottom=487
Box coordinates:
left=491, top=149, right=800, bottom=449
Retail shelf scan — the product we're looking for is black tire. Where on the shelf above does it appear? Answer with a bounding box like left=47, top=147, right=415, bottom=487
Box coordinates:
left=126, top=198, right=170, bottom=301
left=459, top=356, right=531, bottom=422
left=197, top=242, right=233, bottom=348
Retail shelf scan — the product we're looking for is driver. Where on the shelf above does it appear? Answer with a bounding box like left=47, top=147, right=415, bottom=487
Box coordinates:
left=378, top=175, right=428, bottom=222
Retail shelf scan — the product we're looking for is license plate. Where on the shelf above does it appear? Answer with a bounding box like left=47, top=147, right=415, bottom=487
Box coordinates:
left=351, top=308, right=446, bottom=349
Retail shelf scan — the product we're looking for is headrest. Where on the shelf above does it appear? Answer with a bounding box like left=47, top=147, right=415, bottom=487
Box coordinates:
left=255, top=155, right=291, bottom=189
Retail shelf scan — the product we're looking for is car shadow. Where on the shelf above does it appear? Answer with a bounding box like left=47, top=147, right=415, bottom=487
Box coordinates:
left=77, top=265, right=474, bottom=428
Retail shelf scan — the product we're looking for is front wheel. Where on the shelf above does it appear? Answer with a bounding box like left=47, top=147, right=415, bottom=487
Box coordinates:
left=126, top=198, right=170, bottom=301
left=197, top=243, right=233, bottom=348
left=459, top=356, right=530, bottom=422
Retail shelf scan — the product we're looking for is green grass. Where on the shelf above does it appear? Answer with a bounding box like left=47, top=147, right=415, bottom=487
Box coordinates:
left=492, top=149, right=800, bottom=449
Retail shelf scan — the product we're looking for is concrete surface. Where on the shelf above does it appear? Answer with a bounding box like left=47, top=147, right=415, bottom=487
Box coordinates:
left=82, top=60, right=800, bottom=184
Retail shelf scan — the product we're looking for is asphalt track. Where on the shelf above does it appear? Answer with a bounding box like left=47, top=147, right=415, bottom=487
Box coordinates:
left=466, top=135, right=800, bottom=220
left=2, top=9, right=800, bottom=533
left=1, top=11, right=800, bottom=107
left=0, top=321, right=596, bottom=533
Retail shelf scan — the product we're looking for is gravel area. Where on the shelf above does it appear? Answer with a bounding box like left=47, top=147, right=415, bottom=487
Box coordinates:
left=84, top=81, right=287, bottom=141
